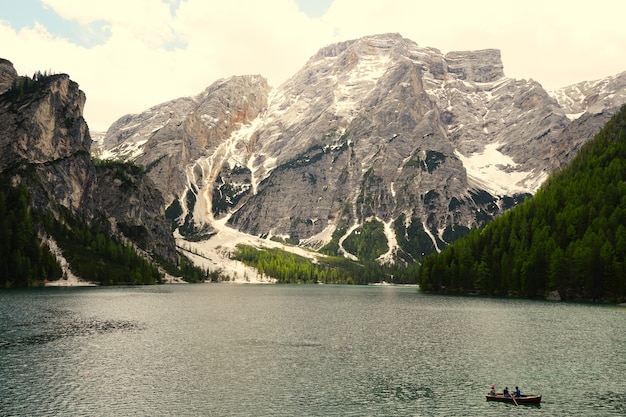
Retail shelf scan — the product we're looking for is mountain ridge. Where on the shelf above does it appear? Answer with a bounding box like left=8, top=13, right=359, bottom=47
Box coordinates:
left=97, top=33, right=626, bottom=272
left=2, top=32, right=625, bottom=286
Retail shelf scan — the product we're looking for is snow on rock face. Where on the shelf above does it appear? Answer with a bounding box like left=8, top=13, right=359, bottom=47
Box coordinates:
left=453, top=141, right=549, bottom=197
left=97, top=33, right=626, bottom=264
left=99, top=75, right=270, bottom=211
left=226, top=33, right=566, bottom=256
left=549, top=71, right=626, bottom=119
left=454, top=143, right=533, bottom=196
left=332, top=48, right=392, bottom=118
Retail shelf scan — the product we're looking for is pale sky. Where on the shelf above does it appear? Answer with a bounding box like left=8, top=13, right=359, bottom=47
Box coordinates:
left=1, top=0, right=625, bottom=131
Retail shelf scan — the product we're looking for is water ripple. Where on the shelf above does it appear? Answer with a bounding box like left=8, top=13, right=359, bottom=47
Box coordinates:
left=1, top=285, right=626, bottom=416
left=0, top=309, right=141, bottom=349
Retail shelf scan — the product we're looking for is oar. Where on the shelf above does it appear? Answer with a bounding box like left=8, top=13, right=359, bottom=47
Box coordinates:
left=510, top=392, right=518, bottom=406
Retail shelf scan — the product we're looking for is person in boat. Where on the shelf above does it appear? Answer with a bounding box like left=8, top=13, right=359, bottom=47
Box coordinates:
left=514, top=386, right=521, bottom=397
left=503, top=387, right=510, bottom=397
left=489, top=385, right=496, bottom=396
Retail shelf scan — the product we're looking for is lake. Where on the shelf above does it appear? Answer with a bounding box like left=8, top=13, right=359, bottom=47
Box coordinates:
left=1, top=284, right=625, bottom=416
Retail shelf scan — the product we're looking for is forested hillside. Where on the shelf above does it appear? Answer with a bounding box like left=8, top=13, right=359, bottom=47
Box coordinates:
left=0, top=179, right=62, bottom=287
left=420, top=105, right=626, bottom=302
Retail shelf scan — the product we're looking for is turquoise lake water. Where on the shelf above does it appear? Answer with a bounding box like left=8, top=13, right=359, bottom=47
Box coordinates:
left=1, top=284, right=625, bottom=416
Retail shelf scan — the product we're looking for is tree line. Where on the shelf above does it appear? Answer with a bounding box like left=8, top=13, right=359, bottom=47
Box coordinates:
left=45, top=213, right=162, bottom=285
left=0, top=180, right=62, bottom=287
left=233, top=243, right=419, bottom=285
left=5, top=71, right=60, bottom=102
left=0, top=171, right=210, bottom=287
left=420, top=104, right=626, bottom=302
left=234, top=244, right=373, bottom=284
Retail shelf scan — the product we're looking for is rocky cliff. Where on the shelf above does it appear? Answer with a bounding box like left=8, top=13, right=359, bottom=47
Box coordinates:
left=99, top=33, right=626, bottom=265
left=0, top=58, right=18, bottom=94
left=0, top=70, right=95, bottom=218
left=0, top=60, right=178, bottom=278
left=549, top=71, right=626, bottom=162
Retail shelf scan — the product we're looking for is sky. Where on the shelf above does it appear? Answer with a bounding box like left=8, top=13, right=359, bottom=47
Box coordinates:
left=1, top=0, right=625, bottom=131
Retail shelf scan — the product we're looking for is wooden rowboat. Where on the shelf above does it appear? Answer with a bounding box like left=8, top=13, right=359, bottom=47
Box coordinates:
left=486, top=393, right=542, bottom=405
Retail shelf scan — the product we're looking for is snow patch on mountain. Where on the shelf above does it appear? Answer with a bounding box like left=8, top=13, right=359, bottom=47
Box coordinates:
left=100, top=138, right=148, bottom=161
left=377, top=218, right=399, bottom=264
left=182, top=119, right=259, bottom=227
left=455, top=143, right=535, bottom=195
left=549, top=71, right=626, bottom=120
left=301, top=224, right=335, bottom=251
left=179, top=215, right=322, bottom=283
left=423, top=220, right=441, bottom=253
left=333, top=53, right=391, bottom=118
left=43, top=234, right=95, bottom=286
left=338, top=223, right=360, bottom=261
left=176, top=222, right=275, bottom=284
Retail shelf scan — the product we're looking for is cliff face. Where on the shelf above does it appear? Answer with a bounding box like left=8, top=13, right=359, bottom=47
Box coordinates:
left=0, top=60, right=177, bottom=272
left=93, top=163, right=176, bottom=263
left=0, top=58, right=18, bottom=94
left=0, top=72, right=95, bottom=219
left=101, top=75, right=270, bottom=207
left=99, top=34, right=626, bottom=264
left=549, top=71, right=626, bottom=163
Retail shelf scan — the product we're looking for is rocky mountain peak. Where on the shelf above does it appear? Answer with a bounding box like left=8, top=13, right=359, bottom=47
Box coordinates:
left=310, top=32, right=405, bottom=60
left=100, top=73, right=270, bottom=231
left=98, top=34, right=626, bottom=267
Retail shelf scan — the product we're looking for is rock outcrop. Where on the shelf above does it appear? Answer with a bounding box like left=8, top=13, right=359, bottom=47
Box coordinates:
left=0, top=58, right=17, bottom=94
left=0, top=71, right=95, bottom=218
left=548, top=71, right=626, bottom=163
left=94, top=162, right=176, bottom=262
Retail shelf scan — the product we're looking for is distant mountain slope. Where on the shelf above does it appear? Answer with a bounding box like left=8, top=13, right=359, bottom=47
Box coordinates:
left=98, top=33, right=626, bottom=266
left=550, top=71, right=626, bottom=119
left=420, top=104, right=626, bottom=302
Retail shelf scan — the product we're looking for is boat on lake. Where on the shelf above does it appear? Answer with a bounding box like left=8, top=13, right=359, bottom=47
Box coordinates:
left=486, top=393, right=542, bottom=405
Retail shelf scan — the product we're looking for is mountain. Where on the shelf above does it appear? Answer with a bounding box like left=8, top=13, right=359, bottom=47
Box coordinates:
left=98, top=33, right=626, bottom=270
left=420, top=103, right=626, bottom=302
left=549, top=71, right=626, bottom=163
left=0, top=60, right=180, bottom=286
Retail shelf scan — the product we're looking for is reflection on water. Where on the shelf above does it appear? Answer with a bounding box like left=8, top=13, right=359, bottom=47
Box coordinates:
left=0, top=308, right=139, bottom=349
left=0, top=285, right=625, bottom=416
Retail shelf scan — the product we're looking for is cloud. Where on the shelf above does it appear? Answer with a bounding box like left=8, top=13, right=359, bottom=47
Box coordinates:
left=1, top=0, right=338, bottom=130
left=1, top=0, right=625, bottom=131
left=172, top=0, right=332, bottom=87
